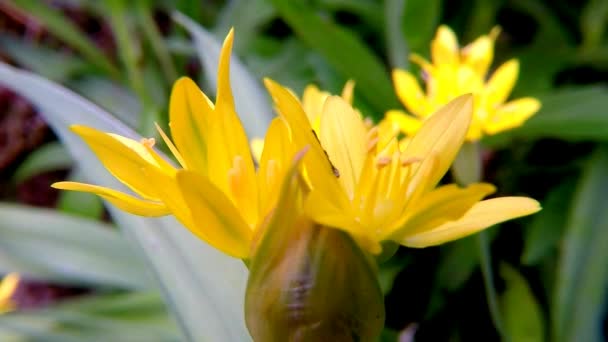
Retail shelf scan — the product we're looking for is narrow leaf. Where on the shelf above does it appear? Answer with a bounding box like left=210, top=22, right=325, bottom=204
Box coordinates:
left=11, top=0, right=118, bottom=77
left=13, top=142, right=72, bottom=183
left=500, top=264, right=545, bottom=342
left=0, top=204, right=150, bottom=289
left=553, top=147, right=608, bottom=342
left=268, top=0, right=400, bottom=115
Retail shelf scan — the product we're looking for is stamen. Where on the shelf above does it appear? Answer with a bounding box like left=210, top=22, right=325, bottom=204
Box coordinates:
left=140, top=137, right=156, bottom=148
left=376, top=156, right=392, bottom=168
left=401, top=156, right=422, bottom=167
left=367, top=137, right=379, bottom=153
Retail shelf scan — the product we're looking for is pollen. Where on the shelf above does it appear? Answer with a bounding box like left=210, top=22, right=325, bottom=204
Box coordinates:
left=140, top=137, right=156, bottom=148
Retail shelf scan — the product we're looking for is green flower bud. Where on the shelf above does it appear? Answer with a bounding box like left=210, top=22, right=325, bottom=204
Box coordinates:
left=245, top=162, right=384, bottom=341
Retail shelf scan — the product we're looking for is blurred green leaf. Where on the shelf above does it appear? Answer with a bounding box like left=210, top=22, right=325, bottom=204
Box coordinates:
left=521, top=180, right=576, bottom=265
left=0, top=62, right=251, bottom=341
left=0, top=292, right=179, bottom=342
left=174, top=12, right=273, bottom=138
left=57, top=169, right=105, bottom=219
left=0, top=204, right=150, bottom=288
left=401, top=0, right=440, bottom=56
left=553, top=147, right=608, bottom=342
left=487, top=87, right=608, bottom=145
left=135, top=0, right=178, bottom=84
left=319, top=0, right=384, bottom=33
left=11, top=0, right=118, bottom=77
left=104, top=0, right=159, bottom=136
left=69, top=77, right=140, bottom=129
left=0, top=36, right=88, bottom=82
left=385, top=0, right=408, bottom=69
left=500, top=264, right=545, bottom=342
left=581, top=0, right=608, bottom=51
left=214, top=0, right=276, bottom=54
left=378, top=254, right=410, bottom=295
left=269, top=0, right=399, bottom=116
left=436, top=235, right=479, bottom=291
left=12, top=142, right=72, bottom=183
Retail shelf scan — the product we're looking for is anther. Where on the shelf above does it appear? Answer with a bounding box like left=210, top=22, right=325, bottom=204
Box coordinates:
left=140, top=138, right=156, bottom=148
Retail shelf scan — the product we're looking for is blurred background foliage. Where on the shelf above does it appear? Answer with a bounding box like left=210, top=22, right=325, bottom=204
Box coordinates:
left=0, top=0, right=606, bottom=341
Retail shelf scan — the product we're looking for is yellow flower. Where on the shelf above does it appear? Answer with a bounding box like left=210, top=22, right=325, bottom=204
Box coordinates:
left=250, top=80, right=356, bottom=163
left=387, top=25, right=541, bottom=141
left=53, top=30, right=296, bottom=259
left=263, top=79, right=540, bottom=254
left=0, top=273, right=19, bottom=314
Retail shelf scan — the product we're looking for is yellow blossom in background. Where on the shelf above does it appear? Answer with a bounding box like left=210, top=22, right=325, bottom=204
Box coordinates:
left=263, top=80, right=541, bottom=254
left=0, top=273, right=19, bottom=314
left=387, top=25, right=541, bottom=141
left=53, top=30, right=297, bottom=259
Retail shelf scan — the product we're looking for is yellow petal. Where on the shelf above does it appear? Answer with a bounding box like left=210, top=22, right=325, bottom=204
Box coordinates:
left=168, top=77, right=214, bottom=173
left=264, top=78, right=339, bottom=185
left=0, top=273, right=19, bottom=314
left=400, top=197, right=541, bottom=247
left=341, top=80, right=356, bottom=105
left=302, top=84, right=328, bottom=125
left=386, top=183, right=496, bottom=240
left=318, top=96, right=368, bottom=196
left=461, top=36, right=494, bottom=76
left=71, top=125, right=166, bottom=200
left=176, top=170, right=253, bottom=258
left=431, top=25, right=459, bottom=66
left=401, top=94, right=473, bottom=193
left=392, top=69, right=427, bottom=116
left=305, top=188, right=372, bottom=250
left=251, top=138, right=264, bottom=164
left=484, top=97, right=541, bottom=135
left=205, top=29, right=258, bottom=223
left=386, top=110, right=423, bottom=136
left=52, top=182, right=170, bottom=216
left=485, top=59, right=519, bottom=107
left=257, top=118, right=295, bottom=216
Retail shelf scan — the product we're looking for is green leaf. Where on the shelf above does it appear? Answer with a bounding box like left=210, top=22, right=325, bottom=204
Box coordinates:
left=0, top=36, right=89, bottom=82
left=0, top=62, right=251, bottom=342
left=553, top=147, right=608, bottom=342
left=213, top=0, right=276, bottom=54
left=385, top=0, right=409, bottom=69
left=0, top=292, right=179, bottom=342
left=69, top=77, right=140, bottom=129
left=401, top=0, right=440, bottom=56
left=436, top=235, right=479, bottom=291
left=500, top=264, right=545, bottom=342
left=12, top=142, right=72, bottom=183
left=521, top=180, right=576, bottom=265
left=57, top=169, right=105, bottom=219
left=0, top=204, right=150, bottom=288
left=487, top=87, right=608, bottom=145
left=581, top=0, right=608, bottom=51
left=11, top=0, right=118, bottom=77
left=268, top=0, right=399, bottom=116
left=174, top=12, right=273, bottom=138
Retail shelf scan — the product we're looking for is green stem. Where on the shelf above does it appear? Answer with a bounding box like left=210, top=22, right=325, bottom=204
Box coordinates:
left=478, top=230, right=505, bottom=339
left=452, top=142, right=506, bottom=340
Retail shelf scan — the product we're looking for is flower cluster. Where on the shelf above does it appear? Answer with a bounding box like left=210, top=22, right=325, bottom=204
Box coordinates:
left=51, top=26, right=542, bottom=340
left=54, top=28, right=540, bottom=259
left=387, top=26, right=541, bottom=141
